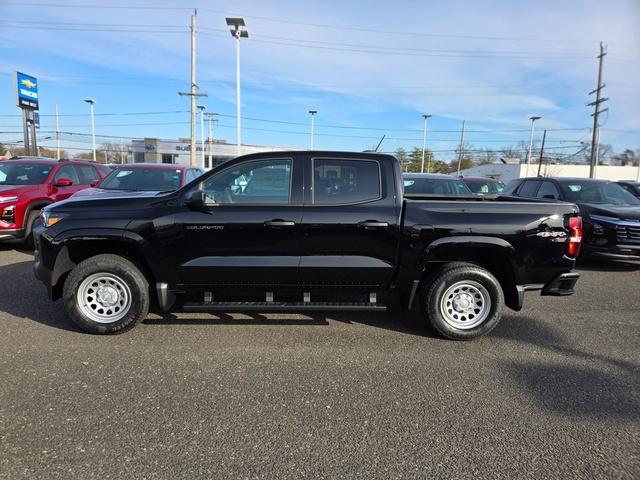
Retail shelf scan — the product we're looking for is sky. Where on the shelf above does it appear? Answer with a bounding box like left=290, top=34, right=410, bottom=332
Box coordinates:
left=0, top=0, right=639, bottom=162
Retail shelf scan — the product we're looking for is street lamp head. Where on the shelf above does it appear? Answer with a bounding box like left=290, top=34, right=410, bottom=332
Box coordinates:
left=309, top=110, right=317, bottom=115
left=422, top=114, right=432, bottom=120
left=84, top=98, right=95, bottom=105
left=197, top=105, right=206, bottom=111
left=226, top=17, right=245, bottom=27
left=530, top=116, right=541, bottom=121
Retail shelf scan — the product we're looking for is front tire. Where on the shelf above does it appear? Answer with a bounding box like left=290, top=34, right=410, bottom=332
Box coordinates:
left=421, top=263, right=504, bottom=340
left=63, top=254, right=149, bottom=334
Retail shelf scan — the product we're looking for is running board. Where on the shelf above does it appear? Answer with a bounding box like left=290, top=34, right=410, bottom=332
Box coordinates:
left=182, top=301, right=387, bottom=312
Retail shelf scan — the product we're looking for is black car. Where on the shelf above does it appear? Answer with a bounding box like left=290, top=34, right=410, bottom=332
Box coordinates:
left=504, top=177, right=640, bottom=261
left=616, top=180, right=640, bottom=199
left=34, top=151, right=581, bottom=339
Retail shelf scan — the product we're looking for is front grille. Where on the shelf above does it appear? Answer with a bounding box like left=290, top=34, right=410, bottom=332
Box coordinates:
left=616, top=223, right=640, bottom=244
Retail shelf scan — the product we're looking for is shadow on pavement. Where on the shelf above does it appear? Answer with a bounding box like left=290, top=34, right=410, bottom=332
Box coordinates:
left=0, top=260, right=78, bottom=332
left=493, top=316, right=640, bottom=420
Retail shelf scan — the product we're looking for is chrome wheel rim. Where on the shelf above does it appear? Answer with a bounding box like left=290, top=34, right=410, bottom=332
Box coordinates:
left=439, top=280, right=491, bottom=330
left=77, top=273, right=132, bottom=324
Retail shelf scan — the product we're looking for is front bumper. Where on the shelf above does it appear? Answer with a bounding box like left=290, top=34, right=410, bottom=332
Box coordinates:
left=584, top=244, right=640, bottom=262
left=515, top=270, right=580, bottom=309
left=0, top=228, right=25, bottom=243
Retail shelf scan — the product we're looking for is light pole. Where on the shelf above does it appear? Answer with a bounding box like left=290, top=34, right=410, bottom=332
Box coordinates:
left=308, top=110, right=317, bottom=149
left=84, top=98, right=96, bottom=162
left=226, top=17, right=248, bottom=156
left=197, top=105, right=206, bottom=168
left=525, top=116, right=541, bottom=178
left=421, top=114, right=432, bottom=173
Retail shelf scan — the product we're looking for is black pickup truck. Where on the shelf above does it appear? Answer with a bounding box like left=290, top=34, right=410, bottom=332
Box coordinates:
left=33, top=151, right=582, bottom=339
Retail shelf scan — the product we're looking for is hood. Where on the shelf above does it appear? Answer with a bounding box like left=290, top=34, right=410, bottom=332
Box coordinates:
left=69, top=189, right=169, bottom=200
left=50, top=189, right=174, bottom=211
left=0, top=184, right=38, bottom=199
left=580, top=203, right=640, bottom=222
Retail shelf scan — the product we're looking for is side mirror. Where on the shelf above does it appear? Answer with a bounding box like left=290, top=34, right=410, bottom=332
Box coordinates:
left=90, top=180, right=100, bottom=187
left=185, top=190, right=206, bottom=211
left=54, top=177, right=73, bottom=187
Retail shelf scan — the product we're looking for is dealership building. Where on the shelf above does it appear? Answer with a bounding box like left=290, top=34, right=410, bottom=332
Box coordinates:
left=130, top=138, right=298, bottom=169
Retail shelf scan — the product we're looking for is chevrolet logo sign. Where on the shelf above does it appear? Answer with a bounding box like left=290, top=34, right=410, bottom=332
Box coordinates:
left=20, top=78, right=37, bottom=89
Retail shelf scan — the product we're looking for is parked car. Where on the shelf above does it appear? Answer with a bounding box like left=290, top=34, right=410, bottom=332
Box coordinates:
left=402, top=173, right=473, bottom=196
left=503, top=177, right=640, bottom=261
left=616, top=180, right=640, bottom=199
left=34, top=151, right=581, bottom=339
left=460, top=176, right=506, bottom=195
left=71, top=163, right=204, bottom=198
left=0, top=157, right=109, bottom=247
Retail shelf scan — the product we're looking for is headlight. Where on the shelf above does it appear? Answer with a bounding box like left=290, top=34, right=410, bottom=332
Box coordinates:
left=0, top=196, right=18, bottom=204
left=40, top=210, right=67, bottom=228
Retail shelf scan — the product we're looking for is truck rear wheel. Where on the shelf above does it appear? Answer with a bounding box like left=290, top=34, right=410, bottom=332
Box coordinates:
left=63, top=254, right=149, bottom=334
left=421, top=263, right=504, bottom=340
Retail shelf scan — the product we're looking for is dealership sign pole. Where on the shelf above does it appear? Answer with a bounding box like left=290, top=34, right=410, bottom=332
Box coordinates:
left=15, top=72, right=39, bottom=157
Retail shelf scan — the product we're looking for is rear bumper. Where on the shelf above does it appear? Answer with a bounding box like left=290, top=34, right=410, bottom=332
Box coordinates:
left=0, top=228, right=25, bottom=243
left=515, top=270, right=580, bottom=309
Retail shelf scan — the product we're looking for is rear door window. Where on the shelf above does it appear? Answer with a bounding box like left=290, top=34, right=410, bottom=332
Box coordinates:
left=517, top=180, right=541, bottom=198
left=536, top=181, right=560, bottom=200
left=313, top=159, right=381, bottom=204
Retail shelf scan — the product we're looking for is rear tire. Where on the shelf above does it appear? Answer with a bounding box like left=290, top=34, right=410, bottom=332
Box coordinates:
left=63, top=254, right=149, bottom=334
left=421, top=263, right=504, bottom=340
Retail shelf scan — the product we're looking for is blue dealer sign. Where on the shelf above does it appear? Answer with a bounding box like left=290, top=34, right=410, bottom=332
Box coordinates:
left=15, top=72, right=39, bottom=110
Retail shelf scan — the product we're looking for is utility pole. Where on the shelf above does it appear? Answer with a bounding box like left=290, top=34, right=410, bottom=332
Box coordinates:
left=178, top=10, right=206, bottom=167
left=308, top=110, right=317, bottom=149
left=204, top=112, right=218, bottom=169
left=84, top=98, right=96, bottom=162
left=55, top=104, right=61, bottom=160
left=197, top=105, right=206, bottom=169
left=537, top=129, right=547, bottom=177
left=588, top=42, right=608, bottom=179
left=456, top=120, right=466, bottom=177
left=421, top=114, right=432, bottom=173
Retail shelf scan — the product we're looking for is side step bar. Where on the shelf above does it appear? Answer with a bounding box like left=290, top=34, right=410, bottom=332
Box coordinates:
left=182, top=301, right=387, bottom=312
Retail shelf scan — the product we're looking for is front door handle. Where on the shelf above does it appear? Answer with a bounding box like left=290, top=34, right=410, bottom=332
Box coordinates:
left=358, top=221, right=389, bottom=229
left=265, top=220, right=296, bottom=228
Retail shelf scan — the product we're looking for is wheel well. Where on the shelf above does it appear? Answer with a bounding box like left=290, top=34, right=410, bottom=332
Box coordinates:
left=423, top=247, right=519, bottom=310
left=64, top=239, right=156, bottom=287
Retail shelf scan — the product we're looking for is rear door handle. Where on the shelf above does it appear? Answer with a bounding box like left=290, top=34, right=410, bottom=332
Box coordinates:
left=265, top=220, right=296, bottom=228
left=358, top=221, right=389, bottom=229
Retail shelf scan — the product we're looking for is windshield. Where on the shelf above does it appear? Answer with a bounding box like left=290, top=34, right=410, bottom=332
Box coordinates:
left=0, top=163, right=53, bottom=185
left=560, top=180, right=640, bottom=206
left=464, top=179, right=505, bottom=194
left=403, top=177, right=472, bottom=195
left=99, top=168, right=183, bottom=191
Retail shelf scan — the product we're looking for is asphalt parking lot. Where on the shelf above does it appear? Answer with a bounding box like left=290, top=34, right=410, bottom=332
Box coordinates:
left=0, top=246, right=638, bottom=480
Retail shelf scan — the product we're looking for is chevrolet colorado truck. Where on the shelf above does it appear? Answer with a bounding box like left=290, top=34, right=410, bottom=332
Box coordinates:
left=33, top=151, right=582, bottom=339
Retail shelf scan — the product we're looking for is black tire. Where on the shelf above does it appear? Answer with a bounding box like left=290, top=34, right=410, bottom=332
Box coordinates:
left=21, top=210, right=40, bottom=249
left=63, top=254, right=149, bottom=334
left=421, top=263, right=504, bottom=340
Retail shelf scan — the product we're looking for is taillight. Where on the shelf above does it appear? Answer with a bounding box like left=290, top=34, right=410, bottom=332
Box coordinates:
left=567, top=216, right=582, bottom=257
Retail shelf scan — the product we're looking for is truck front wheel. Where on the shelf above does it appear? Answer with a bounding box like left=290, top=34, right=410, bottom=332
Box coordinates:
left=421, top=264, right=504, bottom=340
left=63, top=254, right=150, bottom=334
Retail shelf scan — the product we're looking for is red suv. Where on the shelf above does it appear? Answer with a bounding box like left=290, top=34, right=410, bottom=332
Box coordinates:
left=0, top=157, right=109, bottom=247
